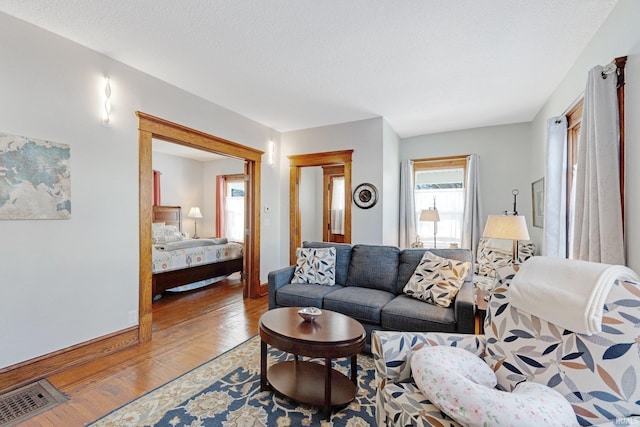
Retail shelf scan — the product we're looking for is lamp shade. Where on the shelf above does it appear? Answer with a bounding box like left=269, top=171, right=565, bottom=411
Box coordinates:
left=483, top=215, right=530, bottom=240
left=187, top=207, right=203, bottom=219
left=419, top=208, right=440, bottom=222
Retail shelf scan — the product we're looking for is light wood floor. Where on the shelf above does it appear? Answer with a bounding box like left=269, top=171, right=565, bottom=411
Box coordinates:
left=21, top=275, right=268, bottom=426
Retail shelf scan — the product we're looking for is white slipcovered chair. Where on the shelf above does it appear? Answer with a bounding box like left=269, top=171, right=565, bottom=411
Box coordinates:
left=373, top=258, right=640, bottom=426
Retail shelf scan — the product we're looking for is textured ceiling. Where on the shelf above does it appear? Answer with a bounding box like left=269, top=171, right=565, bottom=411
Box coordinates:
left=0, top=0, right=618, bottom=138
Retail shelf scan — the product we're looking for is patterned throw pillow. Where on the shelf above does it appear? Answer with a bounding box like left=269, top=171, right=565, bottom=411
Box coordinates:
left=403, top=251, right=471, bottom=307
left=291, top=247, right=336, bottom=286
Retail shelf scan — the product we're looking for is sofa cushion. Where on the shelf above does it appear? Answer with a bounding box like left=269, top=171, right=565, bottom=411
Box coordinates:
left=291, top=247, right=336, bottom=286
left=303, top=241, right=352, bottom=285
left=346, top=244, right=400, bottom=293
left=381, top=294, right=456, bottom=332
left=275, top=283, right=343, bottom=308
left=412, top=346, right=576, bottom=427
left=402, top=251, right=471, bottom=307
left=323, top=287, right=395, bottom=324
left=398, top=248, right=473, bottom=292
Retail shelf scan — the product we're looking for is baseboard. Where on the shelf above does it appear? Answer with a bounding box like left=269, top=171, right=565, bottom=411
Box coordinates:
left=0, top=326, right=139, bottom=394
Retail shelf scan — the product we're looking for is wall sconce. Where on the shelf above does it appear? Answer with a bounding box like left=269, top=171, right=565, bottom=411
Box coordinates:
left=102, top=76, right=112, bottom=126
left=267, top=139, right=275, bottom=165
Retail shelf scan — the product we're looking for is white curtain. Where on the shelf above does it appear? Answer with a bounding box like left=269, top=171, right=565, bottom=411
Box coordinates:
left=461, top=154, right=482, bottom=256
left=399, top=160, right=416, bottom=248
left=543, top=117, right=568, bottom=257
left=571, top=65, right=624, bottom=265
left=225, top=196, right=245, bottom=243
left=330, top=176, right=345, bottom=234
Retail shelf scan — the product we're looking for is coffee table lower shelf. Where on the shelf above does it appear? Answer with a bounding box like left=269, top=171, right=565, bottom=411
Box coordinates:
left=267, top=360, right=356, bottom=409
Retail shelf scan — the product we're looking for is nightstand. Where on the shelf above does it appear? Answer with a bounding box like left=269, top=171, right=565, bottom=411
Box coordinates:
left=475, top=288, right=490, bottom=334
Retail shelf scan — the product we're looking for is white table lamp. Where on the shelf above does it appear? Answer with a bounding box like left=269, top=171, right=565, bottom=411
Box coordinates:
left=420, top=208, right=440, bottom=248
left=188, top=207, right=203, bottom=239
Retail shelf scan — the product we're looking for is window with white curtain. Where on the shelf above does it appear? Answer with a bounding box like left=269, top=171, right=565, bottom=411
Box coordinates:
left=330, top=176, right=345, bottom=234
left=225, top=179, right=245, bottom=243
left=414, top=158, right=466, bottom=248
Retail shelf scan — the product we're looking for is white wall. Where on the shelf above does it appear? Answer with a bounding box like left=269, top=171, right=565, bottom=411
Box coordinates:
left=299, top=167, right=323, bottom=242
left=152, top=151, right=205, bottom=238
left=530, top=0, right=640, bottom=271
left=279, top=117, right=385, bottom=263
left=401, top=123, right=534, bottom=247
left=0, top=12, right=279, bottom=368
left=382, top=119, right=400, bottom=246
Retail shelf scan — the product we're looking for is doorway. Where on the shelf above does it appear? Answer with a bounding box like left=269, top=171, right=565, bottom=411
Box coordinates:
left=288, top=150, right=353, bottom=264
left=138, top=112, right=264, bottom=343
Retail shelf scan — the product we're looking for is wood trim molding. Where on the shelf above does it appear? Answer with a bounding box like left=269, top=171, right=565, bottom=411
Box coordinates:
left=138, top=112, right=265, bottom=343
left=0, top=327, right=138, bottom=394
left=288, top=150, right=353, bottom=264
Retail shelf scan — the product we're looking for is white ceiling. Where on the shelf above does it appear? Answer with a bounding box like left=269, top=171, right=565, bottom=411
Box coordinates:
left=0, top=0, right=618, bottom=138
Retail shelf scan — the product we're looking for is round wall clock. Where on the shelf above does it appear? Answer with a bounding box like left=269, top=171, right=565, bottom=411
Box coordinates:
left=353, top=183, right=378, bottom=209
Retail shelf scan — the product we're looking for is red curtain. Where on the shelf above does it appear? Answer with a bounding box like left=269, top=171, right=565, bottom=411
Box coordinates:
left=153, top=170, right=161, bottom=206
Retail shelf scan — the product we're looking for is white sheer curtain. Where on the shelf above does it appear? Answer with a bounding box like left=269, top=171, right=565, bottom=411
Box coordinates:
left=461, top=154, right=482, bottom=256
left=571, top=65, right=624, bottom=265
left=399, top=160, right=416, bottom=248
left=330, top=176, right=345, bottom=234
left=543, top=117, right=568, bottom=257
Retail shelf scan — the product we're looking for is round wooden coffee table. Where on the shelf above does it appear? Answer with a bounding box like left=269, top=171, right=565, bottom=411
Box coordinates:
left=259, top=307, right=366, bottom=418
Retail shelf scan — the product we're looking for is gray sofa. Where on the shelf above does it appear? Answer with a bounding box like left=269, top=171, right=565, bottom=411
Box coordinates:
left=268, top=241, right=476, bottom=351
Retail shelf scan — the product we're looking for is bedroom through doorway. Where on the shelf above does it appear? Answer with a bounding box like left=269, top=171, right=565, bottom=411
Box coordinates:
left=138, top=112, right=264, bottom=343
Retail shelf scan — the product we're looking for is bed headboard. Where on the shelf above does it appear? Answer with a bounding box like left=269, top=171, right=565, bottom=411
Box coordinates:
left=152, top=205, right=182, bottom=232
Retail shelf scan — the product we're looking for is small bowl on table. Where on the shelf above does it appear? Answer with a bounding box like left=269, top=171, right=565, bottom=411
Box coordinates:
left=298, top=307, right=322, bottom=322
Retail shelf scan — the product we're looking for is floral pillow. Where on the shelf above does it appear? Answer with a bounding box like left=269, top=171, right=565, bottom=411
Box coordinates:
left=412, top=346, right=577, bottom=427
left=403, top=251, right=471, bottom=307
left=291, top=247, right=336, bottom=286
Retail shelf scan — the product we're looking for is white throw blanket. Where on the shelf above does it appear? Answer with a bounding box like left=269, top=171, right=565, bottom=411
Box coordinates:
left=509, top=256, right=639, bottom=335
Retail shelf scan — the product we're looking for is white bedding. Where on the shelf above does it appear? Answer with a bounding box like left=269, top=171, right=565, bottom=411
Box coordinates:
left=154, top=238, right=228, bottom=251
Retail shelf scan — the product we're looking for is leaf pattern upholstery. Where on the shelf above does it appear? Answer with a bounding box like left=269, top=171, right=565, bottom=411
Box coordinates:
left=484, top=267, right=640, bottom=426
left=475, top=237, right=536, bottom=277
left=373, top=263, right=640, bottom=427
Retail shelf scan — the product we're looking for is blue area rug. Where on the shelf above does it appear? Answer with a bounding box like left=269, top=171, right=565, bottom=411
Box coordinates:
left=89, top=335, right=377, bottom=426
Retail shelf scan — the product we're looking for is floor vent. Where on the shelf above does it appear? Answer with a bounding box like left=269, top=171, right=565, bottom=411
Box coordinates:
left=0, top=380, right=68, bottom=427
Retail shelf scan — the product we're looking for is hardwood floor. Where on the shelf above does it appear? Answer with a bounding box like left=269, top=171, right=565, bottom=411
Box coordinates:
left=20, top=275, right=268, bottom=426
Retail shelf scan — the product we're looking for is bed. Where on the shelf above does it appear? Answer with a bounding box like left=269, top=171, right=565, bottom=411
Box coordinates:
left=151, top=205, right=244, bottom=296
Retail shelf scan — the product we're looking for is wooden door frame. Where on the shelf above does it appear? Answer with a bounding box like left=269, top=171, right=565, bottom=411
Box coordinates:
left=137, top=112, right=264, bottom=343
left=288, top=150, right=353, bottom=265
left=322, top=165, right=345, bottom=242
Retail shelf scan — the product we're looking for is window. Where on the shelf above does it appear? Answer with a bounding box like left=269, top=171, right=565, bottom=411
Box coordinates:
left=413, top=157, right=466, bottom=248
left=224, top=176, right=245, bottom=242
left=566, top=100, right=583, bottom=256
left=216, top=174, right=245, bottom=243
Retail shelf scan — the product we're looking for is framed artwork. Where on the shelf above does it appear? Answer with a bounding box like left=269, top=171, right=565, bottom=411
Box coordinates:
left=0, top=132, right=71, bottom=219
left=531, top=177, right=544, bottom=228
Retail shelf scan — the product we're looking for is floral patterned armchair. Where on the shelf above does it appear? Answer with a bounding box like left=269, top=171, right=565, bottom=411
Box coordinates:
left=473, top=237, right=536, bottom=291
left=373, top=264, right=640, bottom=426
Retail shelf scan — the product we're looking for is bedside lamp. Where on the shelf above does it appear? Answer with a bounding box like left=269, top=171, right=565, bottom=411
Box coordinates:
left=187, top=207, right=203, bottom=239
left=482, top=214, right=530, bottom=264
left=420, top=207, right=440, bottom=248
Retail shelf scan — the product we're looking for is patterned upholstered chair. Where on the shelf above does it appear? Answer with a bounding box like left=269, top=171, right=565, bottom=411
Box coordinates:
left=473, top=237, right=536, bottom=290
left=373, top=264, right=640, bottom=426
